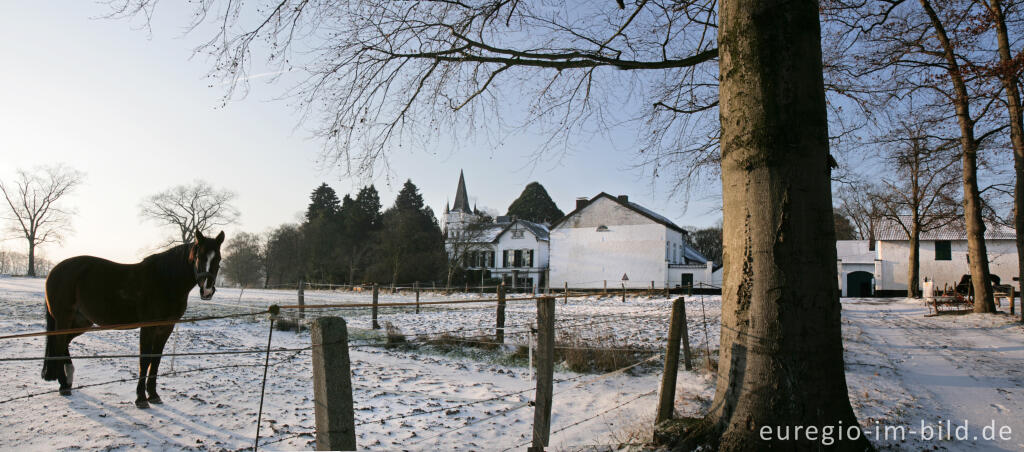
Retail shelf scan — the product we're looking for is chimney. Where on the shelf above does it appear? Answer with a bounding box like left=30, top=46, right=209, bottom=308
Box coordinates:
left=575, top=197, right=589, bottom=210
left=617, top=194, right=629, bottom=203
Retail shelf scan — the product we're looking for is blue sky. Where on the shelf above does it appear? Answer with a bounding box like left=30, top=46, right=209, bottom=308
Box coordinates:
left=0, top=1, right=722, bottom=263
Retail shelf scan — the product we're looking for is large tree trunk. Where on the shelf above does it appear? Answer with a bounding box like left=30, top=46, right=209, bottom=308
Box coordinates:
left=918, top=0, right=995, bottom=312
left=704, top=0, right=868, bottom=449
left=990, top=0, right=1024, bottom=310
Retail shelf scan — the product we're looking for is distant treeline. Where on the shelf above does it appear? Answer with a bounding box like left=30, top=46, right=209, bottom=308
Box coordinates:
left=0, top=249, right=54, bottom=277
left=220, top=180, right=447, bottom=288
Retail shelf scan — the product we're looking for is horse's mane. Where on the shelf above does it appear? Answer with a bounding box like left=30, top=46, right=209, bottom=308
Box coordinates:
left=141, top=243, right=193, bottom=283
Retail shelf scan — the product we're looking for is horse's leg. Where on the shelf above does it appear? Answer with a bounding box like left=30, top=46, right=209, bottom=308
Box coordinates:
left=47, top=309, right=81, bottom=396
left=136, top=327, right=155, bottom=409
left=55, top=312, right=92, bottom=395
left=144, top=325, right=174, bottom=404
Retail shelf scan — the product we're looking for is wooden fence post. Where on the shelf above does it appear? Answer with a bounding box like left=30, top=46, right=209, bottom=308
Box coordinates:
left=651, top=280, right=655, bottom=295
left=603, top=280, right=607, bottom=296
left=371, top=284, right=380, bottom=330
left=679, top=297, right=692, bottom=371
left=622, top=282, right=626, bottom=303
left=564, top=281, right=568, bottom=304
left=415, top=281, right=420, bottom=314
left=656, top=298, right=690, bottom=428
left=298, top=280, right=305, bottom=320
left=311, top=317, right=356, bottom=451
left=496, top=283, right=507, bottom=343
left=530, top=296, right=555, bottom=452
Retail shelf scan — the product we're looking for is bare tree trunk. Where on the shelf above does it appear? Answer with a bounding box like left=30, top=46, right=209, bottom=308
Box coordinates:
left=26, top=238, right=36, bottom=277
left=989, top=0, right=1024, bottom=306
left=702, top=0, right=867, bottom=448
left=909, top=218, right=920, bottom=298
left=918, top=0, right=995, bottom=312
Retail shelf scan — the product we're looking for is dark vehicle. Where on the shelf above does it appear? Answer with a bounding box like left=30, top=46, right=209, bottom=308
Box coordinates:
left=954, top=274, right=1002, bottom=295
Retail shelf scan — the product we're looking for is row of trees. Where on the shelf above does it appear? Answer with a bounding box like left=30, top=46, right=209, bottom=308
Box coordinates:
left=219, top=181, right=447, bottom=288
left=0, top=248, right=54, bottom=276
left=222, top=179, right=571, bottom=288
left=825, top=0, right=1023, bottom=311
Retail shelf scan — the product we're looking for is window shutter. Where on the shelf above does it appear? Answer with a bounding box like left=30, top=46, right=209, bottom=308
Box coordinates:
left=935, top=241, right=951, bottom=261
left=503, top=250, right=509, bottom=267
left=527, top=250, right=534, bottom=267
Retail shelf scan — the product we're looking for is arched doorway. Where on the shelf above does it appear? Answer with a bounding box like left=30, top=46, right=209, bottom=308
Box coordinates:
left=847, top=271, right=873, bottom=297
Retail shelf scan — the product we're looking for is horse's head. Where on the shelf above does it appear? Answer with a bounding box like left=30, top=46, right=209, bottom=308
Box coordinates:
left=189, top=230, right=225, bottom=300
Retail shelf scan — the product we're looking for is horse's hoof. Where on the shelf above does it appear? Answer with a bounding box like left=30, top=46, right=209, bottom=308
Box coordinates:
left=59, top=388, right=72, bottom=396
left=148, top=395, right=163, bottom=404
left=135, top=399, right=150, bottom=409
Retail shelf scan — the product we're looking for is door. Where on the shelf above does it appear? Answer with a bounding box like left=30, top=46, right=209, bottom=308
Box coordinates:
left=679, top=273, right=694, bottom=289
left=847, top=271, right=873, bottom=297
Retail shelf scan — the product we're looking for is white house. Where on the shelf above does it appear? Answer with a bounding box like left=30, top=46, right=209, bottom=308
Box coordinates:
left=549, top=193, right=714, bottom=289
left=443, top=171, right=550, bottom=291
left=836, top=217, right=1018, bottom=297
left=871, top=217, right=1018, bottom=296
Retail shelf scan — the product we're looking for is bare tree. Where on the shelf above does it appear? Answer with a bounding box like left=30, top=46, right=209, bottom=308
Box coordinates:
left=445, top=216, right=499, bottom=289
left=873, top=110, right=963, bottom=297
left=139, top=180, right=240, bottom=247
left=976, top=0, right=1024, bottom=304
left=836, top=180, right=886, bottom=244
left=221, top=231, right=264, bottom=288
left=0, top=165, right=84, bottom=277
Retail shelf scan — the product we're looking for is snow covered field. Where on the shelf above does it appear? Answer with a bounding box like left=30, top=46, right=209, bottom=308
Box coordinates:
left=1, top=276, right=1021, bottom=451
left=0, top=277, right=717, bottom=451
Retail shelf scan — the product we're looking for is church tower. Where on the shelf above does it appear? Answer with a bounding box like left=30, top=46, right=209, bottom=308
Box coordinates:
left=444, top=170, right=478, bottom=237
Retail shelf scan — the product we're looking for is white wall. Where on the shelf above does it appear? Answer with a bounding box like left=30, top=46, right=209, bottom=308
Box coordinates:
left=550, top=197, right=677, bottom=288
left=876, top=239, right=1019, bottom=292
left=667, top=262, right=717, bottom=288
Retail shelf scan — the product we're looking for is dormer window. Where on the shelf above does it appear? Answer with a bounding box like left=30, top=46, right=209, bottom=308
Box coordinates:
left=596, top=225, right=609, bottom=232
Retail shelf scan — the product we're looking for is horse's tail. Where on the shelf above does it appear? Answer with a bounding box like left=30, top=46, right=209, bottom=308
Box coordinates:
left=42, top=308, right=60, bottom=381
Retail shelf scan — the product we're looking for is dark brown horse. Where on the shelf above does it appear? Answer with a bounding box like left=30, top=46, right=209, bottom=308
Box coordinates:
left=42, top=230, right=224, bottom=408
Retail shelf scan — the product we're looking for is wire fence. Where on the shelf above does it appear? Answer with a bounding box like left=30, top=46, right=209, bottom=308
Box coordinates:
left=0, top=283, right=718, bottom=450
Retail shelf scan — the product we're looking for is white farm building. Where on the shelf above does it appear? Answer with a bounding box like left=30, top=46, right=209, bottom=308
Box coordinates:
left=836, top=217, right=1018, bottom=297
left=549, top=193, right=716, bottom=290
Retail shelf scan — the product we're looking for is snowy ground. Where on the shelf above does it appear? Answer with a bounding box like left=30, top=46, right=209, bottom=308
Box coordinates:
left=1, top=276, right=1021, bottom=451
left=842, top=297, right=1024, bottom=451
left=0, top=277, right=717, bottom=451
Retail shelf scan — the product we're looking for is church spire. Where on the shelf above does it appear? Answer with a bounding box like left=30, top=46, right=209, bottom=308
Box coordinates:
left=452, top=170, right=472, bottom=213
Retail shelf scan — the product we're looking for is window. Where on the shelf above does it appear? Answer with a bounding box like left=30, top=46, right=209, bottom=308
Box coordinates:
left=488, top=251, right=495, bottom=268
left=513, top=250, right=523, bottom=267
left=503, top=250, right=510, bottom=268
left=512, top=229, right=524, bottom=239
left=526, top=249, right=534, bottom=267
left=935, top=241, right=951, bottom=261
